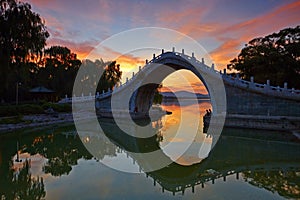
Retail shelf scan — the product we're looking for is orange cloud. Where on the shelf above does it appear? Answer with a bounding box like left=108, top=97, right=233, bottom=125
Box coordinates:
left=210, top=1, right=300, bottom=69
left=47, top=38, right=95, bottom=60
left=210, top=38, right=244, bottom=70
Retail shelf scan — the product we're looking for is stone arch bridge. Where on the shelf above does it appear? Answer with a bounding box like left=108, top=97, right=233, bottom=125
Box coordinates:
left=66, top=49, right=300, bottom=130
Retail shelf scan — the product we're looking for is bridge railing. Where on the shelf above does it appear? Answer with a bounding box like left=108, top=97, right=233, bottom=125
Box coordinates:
left=222, top=74, right=300, bottom=96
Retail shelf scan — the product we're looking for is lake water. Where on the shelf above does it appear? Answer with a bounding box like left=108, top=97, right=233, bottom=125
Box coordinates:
left=0, top=100, right=299, bottom=199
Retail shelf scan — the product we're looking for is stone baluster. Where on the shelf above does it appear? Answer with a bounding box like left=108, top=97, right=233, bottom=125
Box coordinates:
left=284, top=82, right=288, bottom=90
left=172, top=47, right=175, bottom=52
left=249, top=76, right=254, bottom=89
left=265, top=80, right=270, bottom=91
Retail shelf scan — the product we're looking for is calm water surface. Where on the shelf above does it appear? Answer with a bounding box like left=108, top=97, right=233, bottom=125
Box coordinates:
left=0, top=100, right=299, bottom=199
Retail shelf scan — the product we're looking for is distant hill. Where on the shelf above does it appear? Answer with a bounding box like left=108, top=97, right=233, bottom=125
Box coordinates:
left=160, top=91, right=210, bottom=99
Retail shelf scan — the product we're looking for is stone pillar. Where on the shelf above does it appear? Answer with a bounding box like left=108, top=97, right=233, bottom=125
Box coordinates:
left=201, top=58, right=204, bottom=64
left=102, top=90, right=105, bottom=94
left=267, top=80, right=270, bottom=86
left=249, top=76, right=254, bottom=89
left=81, top=93, right=84, bottom=97
left=182, top=49, right=184, bottom=55
left=192, top=52, right=195, bottom=58
left=172, top=47, right=175, bottom=52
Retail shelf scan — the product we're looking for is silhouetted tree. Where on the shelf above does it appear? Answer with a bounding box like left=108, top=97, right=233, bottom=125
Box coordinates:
left=79, top=59, right=122, bottom=95
left=36, top=46, right=81, bottom=97
left=0, top=0, right=49, bottom=101
left=227, top=26, right=300, bottom=89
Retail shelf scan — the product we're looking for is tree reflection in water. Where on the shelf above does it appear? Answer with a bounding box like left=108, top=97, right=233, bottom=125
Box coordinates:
left=0, top=121, right=299, bottom=199
left=243, top=170, right=300, bottom=199
left=1, top=160, right=45, bottom=200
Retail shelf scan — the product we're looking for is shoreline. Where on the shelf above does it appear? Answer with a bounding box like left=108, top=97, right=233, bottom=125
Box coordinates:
left=0, top=113, right=74, bottom=133
left=1, top=112, right=300, bottom=137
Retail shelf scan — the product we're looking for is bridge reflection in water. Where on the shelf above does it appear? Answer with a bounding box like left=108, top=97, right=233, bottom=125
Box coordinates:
left=0, top=104, right=299, bottom=199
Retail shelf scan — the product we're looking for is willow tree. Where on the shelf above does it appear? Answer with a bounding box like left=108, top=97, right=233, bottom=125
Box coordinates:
left=0, top=0, right=49, bottom=101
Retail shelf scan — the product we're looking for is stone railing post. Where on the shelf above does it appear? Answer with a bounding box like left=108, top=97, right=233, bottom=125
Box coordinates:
left=162, top=49, right=164, bottom=54
left=172, top=47, right=175, bottom=52
left=182, top=49, right=184, bottom=55
left=201, top=58, right=204, bottom=64
left=264, top=80, right=270, bottom=92
left=284, top=82, right=288, bottom=90
left=249, top=76, right=254, bottom=89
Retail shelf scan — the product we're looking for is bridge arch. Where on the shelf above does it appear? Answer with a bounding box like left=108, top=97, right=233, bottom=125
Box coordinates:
left=109, top=51, right=227, bottom=118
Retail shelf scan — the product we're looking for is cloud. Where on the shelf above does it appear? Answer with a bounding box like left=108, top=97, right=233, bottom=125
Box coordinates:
left=210, top=0, right=300, bottom=68
left=47, top=38, right=96, bottom=60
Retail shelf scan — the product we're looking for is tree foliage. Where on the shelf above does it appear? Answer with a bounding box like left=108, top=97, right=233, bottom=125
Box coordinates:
left=227, top=26, right=300, bottom=89
left=78, top=59, right=122, bottom=96
left=0, top=0, right=123, bottom=103
left=0, top=0, right=49, bottom=100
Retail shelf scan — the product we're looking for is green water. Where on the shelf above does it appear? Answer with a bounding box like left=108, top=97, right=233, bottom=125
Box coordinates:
left=0, top=102, right=299, bottom=199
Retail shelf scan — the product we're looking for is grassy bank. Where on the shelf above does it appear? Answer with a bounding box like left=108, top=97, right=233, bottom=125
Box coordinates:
left=0, top=102, right=71, bottom=117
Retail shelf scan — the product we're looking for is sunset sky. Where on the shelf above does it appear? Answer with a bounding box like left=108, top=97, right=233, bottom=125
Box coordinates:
left=26, top=0, right=300, bottom=93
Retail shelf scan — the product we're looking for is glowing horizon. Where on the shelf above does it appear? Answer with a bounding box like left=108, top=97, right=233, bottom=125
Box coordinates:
left=26, top=0, right=300, bottom=92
